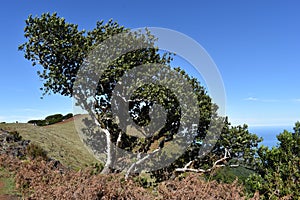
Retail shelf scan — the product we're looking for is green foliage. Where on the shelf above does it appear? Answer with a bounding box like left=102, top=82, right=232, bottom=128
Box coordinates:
left=36, top=120, right=47, bottom=126
left=62, top=113, right=73, bottom=120
left=45, top=114, right=63, bottom=125
left=26, top=143, right=49, bottom=160
left=19, top=13, right=87, bottom=96
left=246, top=122, right=300, bottom=199
left=208, top=166, right=255, bottom=184
left=89, top=162, right=104, bottom=175
left=27, top=119, right=47, bottom=126
left=18, top=12, right=125, bottom=96
left=209, top=122, right=261, bottom=167
left=27, top=120, right=39, bottom=124
left=28, top=113, right=73, bottom=126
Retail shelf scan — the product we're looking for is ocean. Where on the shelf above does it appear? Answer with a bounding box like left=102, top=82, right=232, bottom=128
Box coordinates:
left=248, top=125, right=294, bottom=148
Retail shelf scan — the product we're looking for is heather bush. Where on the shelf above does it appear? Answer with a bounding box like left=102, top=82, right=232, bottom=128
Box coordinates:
left=8, top=131, right=23, bottom=142
left=158, top=174, right=256, bottom=200
left=26, top=143, right=49, bottom=160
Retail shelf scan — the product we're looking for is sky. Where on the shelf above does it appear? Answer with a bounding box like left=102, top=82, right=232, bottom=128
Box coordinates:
left=0, top=0, right=299, bottom=128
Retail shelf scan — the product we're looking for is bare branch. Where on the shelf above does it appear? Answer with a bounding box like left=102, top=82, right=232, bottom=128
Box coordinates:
left=175, top=148, right=232, bottom=173
left=116, top=132, right=122, bottom=148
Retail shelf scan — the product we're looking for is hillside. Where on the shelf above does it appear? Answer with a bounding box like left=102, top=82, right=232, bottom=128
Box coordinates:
left=0, top=126, right=260, bottom=199
left=0, top=117, right=263, bottom=199
left=0, top=115, right=98, bottom=170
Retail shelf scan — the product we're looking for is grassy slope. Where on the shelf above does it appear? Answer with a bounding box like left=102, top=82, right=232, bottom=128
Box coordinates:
left=0, top=119, right=98, bottom=170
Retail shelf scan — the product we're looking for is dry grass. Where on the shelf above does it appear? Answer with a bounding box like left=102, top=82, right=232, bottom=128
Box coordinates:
left=0, top=154, right=258, bottom=199
left=0, top=118, right=98, bottom=170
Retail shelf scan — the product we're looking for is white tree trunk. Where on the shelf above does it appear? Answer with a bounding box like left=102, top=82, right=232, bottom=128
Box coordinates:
left=101, top=128, right=114, bottom=174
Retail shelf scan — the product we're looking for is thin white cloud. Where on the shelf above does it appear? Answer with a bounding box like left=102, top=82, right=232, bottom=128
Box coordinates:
left=244, top=97, right=280, bottom=102
left=244, top=97, right=258, bottom=101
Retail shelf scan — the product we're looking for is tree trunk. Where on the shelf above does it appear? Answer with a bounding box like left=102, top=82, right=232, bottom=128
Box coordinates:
left=101, top=128, right=114, bottom=174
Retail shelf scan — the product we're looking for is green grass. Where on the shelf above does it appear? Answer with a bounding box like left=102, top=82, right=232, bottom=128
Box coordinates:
left=0, top=117, right=98, bottom=170
left=0, top=167, right=18, bottom=195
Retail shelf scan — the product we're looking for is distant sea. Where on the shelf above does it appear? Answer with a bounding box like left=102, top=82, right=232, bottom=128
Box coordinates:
left=248, top=125, right=293, bottom=148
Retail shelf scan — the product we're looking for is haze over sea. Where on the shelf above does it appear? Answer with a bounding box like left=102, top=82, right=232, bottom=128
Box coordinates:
left=248, top=125, right=294, bottom=148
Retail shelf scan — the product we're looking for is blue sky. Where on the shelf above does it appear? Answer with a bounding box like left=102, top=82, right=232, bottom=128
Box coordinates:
left=0, top=0, right=299, bottom=128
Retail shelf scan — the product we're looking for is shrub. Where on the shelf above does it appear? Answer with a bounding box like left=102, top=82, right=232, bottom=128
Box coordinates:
left=208, top=166, right=255, bottom=184
left=8, top=131, right=23, bottom=141
left=27, top=120, right=38, bottom=124
left=62, top=113, right=73, bottom=120
left=27, top=120, right=47, bottom=126
left=45, top=114, right=63, bottom=125
left=37, top=120, right=47, bottom=126
left=26, top=143, right=49, bottom=160
left=246, top=122, right=300, bottom=199
left=89, top=162, right=104, bottom=175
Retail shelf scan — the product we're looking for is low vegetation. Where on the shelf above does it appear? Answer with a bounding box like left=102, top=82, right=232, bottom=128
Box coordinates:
left=0, top=154, right=259, bottom=199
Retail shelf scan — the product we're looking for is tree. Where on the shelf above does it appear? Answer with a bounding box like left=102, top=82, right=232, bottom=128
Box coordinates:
left=19, top=13, right=261, bottom=179
left=246, top=122, right=300, bottom=199
left=45, top=114, right=63, bottom=125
